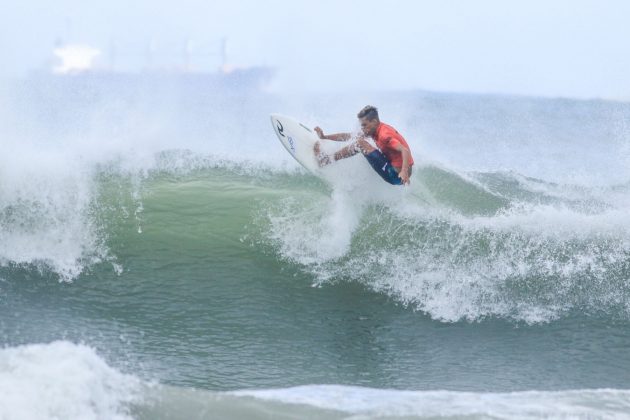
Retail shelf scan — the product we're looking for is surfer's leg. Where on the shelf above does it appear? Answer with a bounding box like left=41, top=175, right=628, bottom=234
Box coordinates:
left=354, top=139, right=377, bottom=155
left=314, top=141, right=357, bottom=166
left=363, top=148, right=404, bottom=185
left=332, top=139, right=376, bottom=160
left=315, top=138, right=377, bottom=167
left=314, top=141, right=332, bottom=167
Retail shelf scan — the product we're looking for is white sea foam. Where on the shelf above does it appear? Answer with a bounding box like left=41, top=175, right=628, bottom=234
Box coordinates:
left=233, top=385, right=630, bottom=419
left=138, top=382, right=630, bottom=419
left=264, top=163, right=630, bottom=323
left=0, top=341, right=140, bottom=420
left=0, top=140, right=104, bottom=280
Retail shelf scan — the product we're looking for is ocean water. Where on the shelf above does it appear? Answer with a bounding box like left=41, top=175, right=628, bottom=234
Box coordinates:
left=2, top=77, right=630, bottom=419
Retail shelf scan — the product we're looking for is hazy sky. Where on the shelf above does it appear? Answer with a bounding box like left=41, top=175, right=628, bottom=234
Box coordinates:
left=2, top=0, right=629, bottom=98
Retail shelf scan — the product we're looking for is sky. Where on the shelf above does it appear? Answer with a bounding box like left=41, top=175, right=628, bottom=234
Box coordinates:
left=2, top=0, right=629, bottom=99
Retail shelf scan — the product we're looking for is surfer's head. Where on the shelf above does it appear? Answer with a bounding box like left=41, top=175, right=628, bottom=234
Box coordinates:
left=357, top=105, right=380, bottom=136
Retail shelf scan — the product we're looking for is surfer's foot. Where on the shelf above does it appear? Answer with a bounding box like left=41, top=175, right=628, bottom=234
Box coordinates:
left=314, top=141, right=332, bottom=167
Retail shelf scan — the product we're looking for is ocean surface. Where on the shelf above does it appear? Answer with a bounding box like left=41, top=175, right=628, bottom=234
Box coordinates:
left=2, top=77, right=630, bottom=419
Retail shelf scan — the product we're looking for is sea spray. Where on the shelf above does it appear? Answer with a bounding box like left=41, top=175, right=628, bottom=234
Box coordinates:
left=262, top=166, right=630, bottom=323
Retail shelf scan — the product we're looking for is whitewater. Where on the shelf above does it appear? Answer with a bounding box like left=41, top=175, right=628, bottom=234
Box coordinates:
left=1, top=77, right=630, bottom=418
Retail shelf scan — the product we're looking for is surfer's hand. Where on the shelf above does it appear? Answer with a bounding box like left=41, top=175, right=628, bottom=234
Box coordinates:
left=314, top=127, right=325, bottom=139
left=399, top=168, right=411, bottom=185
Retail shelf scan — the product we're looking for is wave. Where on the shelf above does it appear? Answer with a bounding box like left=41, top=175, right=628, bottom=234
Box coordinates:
left=2, top=341, right=629, bottom=420
left=4, top=84, right=630, bottom=323
left=2, top=151, right=630, bottom=323
left=258, top=163, right=630, bottom=323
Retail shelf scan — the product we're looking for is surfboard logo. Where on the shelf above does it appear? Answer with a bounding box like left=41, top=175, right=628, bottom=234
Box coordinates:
left=287, top=136, right=296, bottom=154
left=276, top=120, right=285, bottom=137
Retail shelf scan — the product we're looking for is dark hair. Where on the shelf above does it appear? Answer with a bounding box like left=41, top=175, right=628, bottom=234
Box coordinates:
left=357, top=105, right=379, bottom=121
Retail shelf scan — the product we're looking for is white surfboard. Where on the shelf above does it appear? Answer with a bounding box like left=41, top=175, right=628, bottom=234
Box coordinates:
left=270, top=114, right=321, bottom=173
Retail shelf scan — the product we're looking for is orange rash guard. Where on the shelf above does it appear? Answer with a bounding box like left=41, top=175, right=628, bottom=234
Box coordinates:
left=370, top=123, right=414, bottom=168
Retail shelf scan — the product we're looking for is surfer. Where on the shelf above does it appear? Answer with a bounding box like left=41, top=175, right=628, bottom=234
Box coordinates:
left=313, top=105, right=414, bottom=185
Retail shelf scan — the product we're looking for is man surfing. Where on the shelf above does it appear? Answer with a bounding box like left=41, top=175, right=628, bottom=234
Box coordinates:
left=313, top=105, right=414, bottom=185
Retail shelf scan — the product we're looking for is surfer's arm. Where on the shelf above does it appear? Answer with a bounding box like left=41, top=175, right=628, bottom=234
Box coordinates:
left=314, top=127, right=352, bottom=142
left=394, top=143, right=412, bottom=185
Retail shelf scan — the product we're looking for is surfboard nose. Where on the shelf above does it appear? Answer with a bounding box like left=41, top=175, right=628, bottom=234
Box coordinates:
left=270, top=114, right=280, bottom=131
left=270, top=114, right=283, bottom=132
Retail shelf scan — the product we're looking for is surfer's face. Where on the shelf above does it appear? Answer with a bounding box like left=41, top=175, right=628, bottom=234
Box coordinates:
left=360, top=117, right=379, bottom=136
